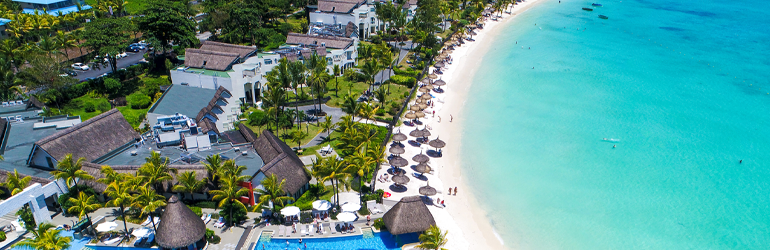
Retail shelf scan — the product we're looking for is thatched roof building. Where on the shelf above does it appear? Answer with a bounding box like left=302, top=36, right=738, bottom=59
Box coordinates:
left=199, top=41, right=257, bottom=60
left=156, top=195, right=207, bottom=250
left=286, top=33, right=354, bottom=49
left=382, top=196, right=436, bottom=235
left=184, top=49, right=240, bottom=71
left=29, top=109, right=140, bottom=168
left=252, top=130, right=310, bottom=198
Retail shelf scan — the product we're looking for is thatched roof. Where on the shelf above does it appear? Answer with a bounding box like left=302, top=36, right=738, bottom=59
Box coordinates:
left=79, top=162, right=209, bottom=193
left=156, top=195, right=207, bottom=249
left=317, top=0, right=364, bottom=13
left=199, top=41, right=257, bottom=59
left=345, top=22, right=357, bottom=37
left=184, top=48, right=239, bottom=71
left=252, top=130, right=310, bottom=195
left=238, top=123, right=258, bottom=143
left=0, top=170, right=52, bottom=186
left=195, top=106, right=219, bottom=123
left=383, top=196, right=436, bottom=235
left=198, top=118, right=219, bottom=134
left=34, top=109, right=140, bottom=162
left=27, top=96, right=45, bottom=110
left=286, top=33, right=354, bottom=49
left=280, top=53, right=299, bottom=62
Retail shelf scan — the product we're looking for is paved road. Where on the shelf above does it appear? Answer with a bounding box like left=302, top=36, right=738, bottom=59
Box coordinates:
left=72, top=49, right=148, bottom=81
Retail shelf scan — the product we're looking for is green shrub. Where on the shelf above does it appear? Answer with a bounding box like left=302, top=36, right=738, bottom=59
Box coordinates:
left=141, top=77, right=168, bottom=97
left=103, top=78, right=121, bottom=94
left=248, top=110, right=269, bottom=127
left=205, top=230, right=220, bottom=244
left=195, top=201, right=217, bottom=209
left=372, top=218, right=385, bottom=230
left=393, top=68, right=420, bottom=78
left=0, top=231, right=6, bottom=242
left=187, top=206, right=202, bottom=217
left=219, top=201, right=248, bottom=225
left=83, top=101, right=96, bottom=112
left=127, top=92, right=152, bottom=109
left=390, top=75, right=415, bottom=88
left=358, top=202, right=369, bottom=215
left=370, top=35, right=382, bottom=44
left=58, top=185, right=98, bottom=214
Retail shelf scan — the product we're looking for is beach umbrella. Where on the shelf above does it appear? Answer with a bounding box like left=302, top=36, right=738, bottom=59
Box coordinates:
left=392, top=174, right=410, bottom=185
left=428, top=74, right=438, bottom=79
left=389, top=156, right=408, bottom=167
left=336, top=212, right=357, bottom=222
left=409, top=127, right=423, bottom=137
left=418, top=103, right=428, bottom=110
left=429, top=137, right=446, bottom=149
left=414, top=163, right=432, bottom=175
left=415, top=111, right=426, bottom=118
left=434, top=62, right=445, bottom=68
left=418, top=87, right=431, bottom=93
left=433, top=79, right=446, bottom=86
left=392, top=132, right=407, bottom=142
left=415, top=98, right=424, bottom=104
left=421, top=94, right=432, bottom=100
left=341, top=203, right=362, bottom=212
left=96, top=221, right=118, bottom=232
left=421, top=128, right=431, bottom=137
left=410, top=105, right=421, bottom=111
left=412, top=151, right=430, bottom=163
left=419, top=185, right=437, bottom=196
left=389, top=145, right=405, bottom=155
left=312, top=200, right=332, bottom=211
left=281, top=206, right=301, bottom=216
left=421, top=78, right=432, bottom=84
left=405, top=112, right=417, bottom=119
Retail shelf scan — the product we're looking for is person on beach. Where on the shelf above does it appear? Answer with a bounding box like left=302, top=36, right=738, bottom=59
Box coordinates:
left=438, top=116, right=442, bottom=122
left=450, top=115, right=453, bottom=122
left=454, top=187, right=458, bottom=195
left=448, top=188, right=452, bottom=195
left=433, top=110, right=435, bottom=117
left=441, top=200, right=445, bottom=206
left=367, top=215, right=371, bottom=225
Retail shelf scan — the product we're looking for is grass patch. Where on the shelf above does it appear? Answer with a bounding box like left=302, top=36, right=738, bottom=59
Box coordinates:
left=325, top=77, right=370, bottom=108
left=245, top=121, right=325, bottom=149
left=64, top=96, right=110, bottom=121
left=118, top=106, right=149, bottom=129
left=293, top=184, right=334, bottom=210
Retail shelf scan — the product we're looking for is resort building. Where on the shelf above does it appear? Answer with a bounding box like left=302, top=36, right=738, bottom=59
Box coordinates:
left=0, top=170, right=69, bottom=227
left=147, top=84, right=238, bottom=136
left=284, top=32, right=358, bottom=71
left=13, top=0, right=92, bottom=16
left=251, top=130, right=311, bottom=200
left=27, top=109, right=141, bottom=169
left=382, top=196, right=436, bottom=235
left=308, top=0, right=380, bottom=39
left=155, top=195, right=207, bottom=250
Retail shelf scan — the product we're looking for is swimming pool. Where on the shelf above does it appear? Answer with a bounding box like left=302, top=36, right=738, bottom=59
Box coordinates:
left=8, top=230, right=91, bottom=250
left=255, top=232, right=419, bottom=250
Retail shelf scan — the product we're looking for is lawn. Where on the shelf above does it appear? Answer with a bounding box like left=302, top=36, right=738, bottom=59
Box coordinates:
left=65, top=96, right=108, bottom=121
left=244, top=120, right=325, bottom=149
left=325, top=77, right=370, bottom=107
left=293, top=184, right=335, bottom=210
left=117, top=106, right=150, bottom=129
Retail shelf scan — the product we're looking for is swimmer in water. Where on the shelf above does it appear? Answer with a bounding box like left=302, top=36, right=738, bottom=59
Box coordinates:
left=613, top=145, right=616, bottom=148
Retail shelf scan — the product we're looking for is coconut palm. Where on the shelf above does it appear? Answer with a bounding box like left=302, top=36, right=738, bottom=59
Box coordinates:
left=137, top=151, right=177, bottom=192
left=253, top=173, right=295, bottom=213
left=361, top=60, right=379, bottom=92
left=417, top=225, right=449, bottom=250
left=131, top=186, right=166, bottom=231
left=312, top=157, right=350, bottom=206
left=51, top=154, right=94, bottom=187
left=3, top=169, right=31, bottom=195
left=172, top=171, right=206, bottom=200
left=333, top=64, right=341, bottom=96
left=374, top=86, right=388, bottom=107
left=344, top=150, right=375, bottom=203
left=13, top=223, right=71, bottom=250
left=290, top=129, right=307, bottom=149
left=210, top=176, right=249, bottom=226
left=358, top=102, right=379, bottom=125
left=202, top=154, right=224, bottom=186
left=104, top=180, right=134, bottom=235
left=218, top=160, right=249, bottom=183
left=341, top=93, right=360, bottom=115
left=67, top=192, right=102, bottom=236
left=320, top=115, right=336, bottom=139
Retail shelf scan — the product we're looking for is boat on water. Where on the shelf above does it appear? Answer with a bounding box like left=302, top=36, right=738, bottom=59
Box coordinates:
left=599, top=15, right=609, bottom=19
left=582, top=7, right=593, bottom=11
left=602, top=138, right=620, bottom=142
left=592, top=3, right=602, bottom=6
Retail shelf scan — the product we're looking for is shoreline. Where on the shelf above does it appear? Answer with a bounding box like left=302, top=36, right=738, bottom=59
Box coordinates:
left=434, top=1, right=547, bottom=249
left=381, top=0, right=549, bottom=249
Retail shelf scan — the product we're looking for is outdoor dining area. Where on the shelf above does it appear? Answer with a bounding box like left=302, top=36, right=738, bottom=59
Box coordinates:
left=270, top=198, right=381, bottom=238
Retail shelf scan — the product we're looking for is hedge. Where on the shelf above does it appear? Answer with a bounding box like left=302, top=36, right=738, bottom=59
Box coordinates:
left=389, top=75, right=416, bottom=88
left=127, top=92, right=152, bottom=109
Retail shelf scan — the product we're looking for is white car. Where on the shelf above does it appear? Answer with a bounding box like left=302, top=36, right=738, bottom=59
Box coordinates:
left=118, top=52, right=128, bottom=58
left=71, top=63, right=89, bottom=70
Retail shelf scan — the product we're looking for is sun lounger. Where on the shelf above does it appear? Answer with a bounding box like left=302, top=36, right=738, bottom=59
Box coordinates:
left=300, top=225, right=307, bottom=236
left=309, top=224, right=314, bottom=236
left=140, top=216, right=151, bottom=226
left=321, top=223, right=327, bottom=235
left=213, top=217, right=225, bottom=228
left=201, top=213, right=206, bottom=221
left=103, top=236, right=124, bottom=245
left=152, top=217, right=160, bottom=225
left=204, top=214, right=212, bottom=224
left=145, top=233, right=154, bottom=245
left=330, top=222, right=336, bottom=234
left=134, top=236, right=146, bottom=247
left=278, top=226, right=284, bottom=237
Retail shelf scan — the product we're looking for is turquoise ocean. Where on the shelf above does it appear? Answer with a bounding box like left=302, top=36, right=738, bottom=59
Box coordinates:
left=460, top=0, right=770, bottom=249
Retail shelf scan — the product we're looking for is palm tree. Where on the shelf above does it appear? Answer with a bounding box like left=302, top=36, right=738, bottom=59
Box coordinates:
left=341, top=93, right=360, bottom=115
left=203, top=154, right=224, bottom=187
left=333, top=64, right=341, bottom=96
left=13, top=223, right=72, bottom=250
left=253, top=174, right=295, bottom=213
left=312, top=157, right=350, bottom=206
left=358, top=102, right=379, bottom=125
left=51, top=154, right=94, bottom=187
left=67, top=192, right=102, bottom=236
left=290, top=130, right=307, bottom=149
left=3, top=169, right=32, bottom=195
left=173, top=171, right=206, bottom=200
left=417, top=225, right=449, bottom=250
left=345, top=150, right=375, bottom=203
left=138, top=151, right=177, bottom=192
left=54, top=31, right=77, bottom=60
left=131, top=186, right=166, bottom=232
left=361, top=60, right=380, bottom=93
left=210, top=177, right=249, bottom=226
left=374, top=87, right=388, bottom=107
left=104, top=181, right=133, bottom=235
left=320, top=115, right=336, bottom=139
left=218, top=160, right=249, bottom=183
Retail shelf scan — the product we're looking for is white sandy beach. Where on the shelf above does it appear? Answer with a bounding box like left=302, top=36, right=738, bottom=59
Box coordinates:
left=379, top=1, right=548, bottom=249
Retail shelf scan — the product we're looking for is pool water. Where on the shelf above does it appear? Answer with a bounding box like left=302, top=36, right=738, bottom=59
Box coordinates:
left=255, top=232, right=419, bottom=250
left=9, top=230, right=91, bottom=250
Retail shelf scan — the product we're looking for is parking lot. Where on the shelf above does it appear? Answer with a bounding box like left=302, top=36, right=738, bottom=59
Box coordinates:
left=72, top=49, right=149, bottom=81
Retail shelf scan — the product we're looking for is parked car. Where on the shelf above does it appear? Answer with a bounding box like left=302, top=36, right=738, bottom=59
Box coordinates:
left=71, top=63, right=89, bottom=70
left=118, top=52, right=128, bottom=58
left=126, top=46, right=140, bottom=52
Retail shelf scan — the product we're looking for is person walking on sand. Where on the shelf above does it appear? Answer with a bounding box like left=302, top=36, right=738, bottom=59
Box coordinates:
left=450, top=115, right=453, bottom=122
left=448, top=188, right=452, bottom=195
left=433, top=110, right=435, bottom=117
left=454, top=187, right=458, bottom=195
left=438, top=116, right=442, bottom=122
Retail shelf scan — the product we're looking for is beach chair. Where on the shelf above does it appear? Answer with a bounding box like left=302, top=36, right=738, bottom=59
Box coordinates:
left=278, top=226, right=284, bottom=237
left=201, top=213, right=207, bottom=221
left=300, top=225, right=307, bottom=236
left=321, top=223, right=327, bottom=235
left=366, top=200, right=380, bottom=214
left=15, top=101, right=22, bottom=105
left=140, top=216, right=151, bottom=226
left=330, top=222, right=336, bottom=234
left=1, top=102, right=7, bottom=106
left=309, top=224, right=314, bottom=236
left=204, top=214, right=212, bottom=224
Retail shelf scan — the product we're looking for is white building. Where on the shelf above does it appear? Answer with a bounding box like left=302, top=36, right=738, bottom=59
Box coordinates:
left=309, top=0, right=380, bottom=39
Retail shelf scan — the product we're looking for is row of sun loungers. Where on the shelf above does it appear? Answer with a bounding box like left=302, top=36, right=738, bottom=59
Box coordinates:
left=366, top=200, right=385, bottom=214
left=277, top=223, right=345, bottom=237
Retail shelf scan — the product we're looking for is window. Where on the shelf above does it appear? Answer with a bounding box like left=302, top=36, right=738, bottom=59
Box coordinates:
left=203, top=60, right=207, bottom=66
left=264, top=59, right=272, bottom=65
left=347, top=51, right=353, bottom=60
left=327, top=57, right=333, bottom=65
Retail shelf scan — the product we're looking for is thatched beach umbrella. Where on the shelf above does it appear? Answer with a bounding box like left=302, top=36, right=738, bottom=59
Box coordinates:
left=392, top=131, right=407, bottom=142
left=383, top=196, right=436, bottom=235
left=389, top=145, right=405, bottom=155
left=389, top=156, right=408, bottom=168
left=419, top=184, right=437, bottom=196
left=420, top=128, right=431, bottom=137
left=428, top=137, right=446, bottom=149
left=418, top=87, right=431, bottom=93
left=421, top=94, right=432, bottom=100
left=428, top=74, right=438, bottom=79
left=421, top=78, right=432, bottom=84
left=409, top=127, right=423, bottom=137
left=433, top=79, right=446, bottom=86
left=415, top=98, right=424, bottom=104
left=405, top=112, right=417, bottom=119
left=156, top=195, right=206, bottom=250
left=418, top=103, right=428, bottom=110
left=412, top=151, right=430, bottom=163
left=415, top=111, right=426, bottom=118
left=410, top=105, right=421, bottom=111
left=392, top=174, right=410, bottom=185
left=434, top=62, right=445, bottom=68
left=414, top=163, right=432, bottom=175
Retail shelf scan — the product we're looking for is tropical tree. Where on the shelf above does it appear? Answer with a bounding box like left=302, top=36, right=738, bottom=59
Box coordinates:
left=210, top=177, right=249, bottom=226
left=82, top=17, right=133, bottom=73
left=361, top=60, right=380, bottom=92
left=13, top=223, right=71, bottom=250
left=131, top=186, right=166, bottom=231
left=173, top=171, right=206, bottom=200
left=333, top=64, right=341, bottom=96
left=290, top=129, right=308, bottom=149
left=416, top=225, right=449, bottom=250
left=137, top=151, right=177, bottom=192
left=218, top=160, right=249, bottom=183
left=320, top=115, right=336, bottom=138
left=312, top=157, right=350, bottom=206
left=2, top=169, right=32, bottom=195
left=358, top=102, right=379, bottom=125
left=374, top=86, right=388, bottom=107
left=54, top=31, right=77, bottom=60
left=104, top=180, right=134, bottom=235
left=253, top=173, right=295, bottom=213
left=67, top=192, right=102, bottom=236
left=137, top=1, right=198, bottom=55
left=345, top=150, right=375, bottom=203
left=341, top=93, right=360, bottom=115
left=203, top=154, right=224, bottom=187
left=51, top=154, right=94, bottom=187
